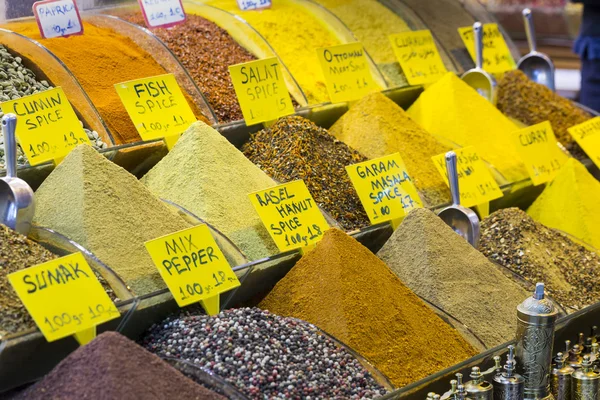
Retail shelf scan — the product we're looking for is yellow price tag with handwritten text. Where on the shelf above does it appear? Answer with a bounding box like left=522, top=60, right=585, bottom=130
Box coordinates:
left=432, top=146, right=503, bottom=207
left=458, top=23, right=515, bottom=74
left=389, top=30, right=447, bottom=86
left=145, top=225, right=240, bottom=313
left=1, top=87, right=90, bottom=166
left=568, top=117, right=600, bottom=169
left=115, top=73, right=196, bottom=148
left=346, top=153, right=422, bottom=224
left=229, top=57, right=294, bottom=125
left=249, top=180, right=329, bottom=252
left=8, top=252, right=119, bottom=344
left=316, top=42, right=380, bottom=103
left=513, top=121, right=567, bottom=186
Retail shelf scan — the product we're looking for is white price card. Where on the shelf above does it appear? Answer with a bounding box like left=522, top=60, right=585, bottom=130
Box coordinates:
left=237, top=0, right=272, bottom=11
left=32, top=0, right=83, bottom=39
left=138, top=0, right=186, bottom=29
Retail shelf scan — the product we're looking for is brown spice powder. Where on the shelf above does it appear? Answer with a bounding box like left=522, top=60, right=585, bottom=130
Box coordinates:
left=242, top=116, right=370, bottom=232
left=497, top=70, right=591, bottom=159
left=121, top=12, right=256, bottom=123
left=259, top=229, right=477, bottom=388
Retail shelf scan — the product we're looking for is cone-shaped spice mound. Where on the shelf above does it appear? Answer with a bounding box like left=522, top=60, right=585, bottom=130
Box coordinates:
left=480, top=208, right=600, bottom=313
left=527, top=158, right=600, bottom=250
left=142, top=122, right=278, bottom=261
left=407, top=72, right=527, bottom=183
left=378, top=208, right=529, bottom=349
left=19, top=332, right=225, bottom=399
left=497, top=70, right=590, bottom=159
left=259, top=228, right=477, bottom=387
left=329, top=92, right=451, bottom=206
left=33, top=144, right=191, bottom=295
left=243, top=116, right=370, bottom=231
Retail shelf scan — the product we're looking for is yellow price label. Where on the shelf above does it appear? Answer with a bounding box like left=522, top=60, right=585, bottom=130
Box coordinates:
left=229, top=57, right=294, bottom=125
left=568, top=116, right=600, bottom=169
left=1, top=87, right=90, bottom=166
left=248, top=180, right=329, bottom=252
left=458, top=23, right=516, bottom=74
left=389, top=30, right=447, bottom=86
left=432, top=146, right=504, bottom=208
left=513, top=121, right=567, bottom=186
left=8, top=252, right=119, bottom=344
left=346, top=153, right=423, bottom=225
left=115, top=73, right=196, bottom=146
left=316, top=42, right=380, bottom=103
left=144, top=224, right=241, bottom=313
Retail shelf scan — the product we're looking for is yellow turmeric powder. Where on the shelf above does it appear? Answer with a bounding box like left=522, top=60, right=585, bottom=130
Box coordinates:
left=407, top=72, right=528, bottom=183
left=313, top=0, right=411, bottom=87
left=206, top=0, right=341, bottom=104
left=4, top=21, right=207, bottom=144
left=527, top=158, right=600, bottom=250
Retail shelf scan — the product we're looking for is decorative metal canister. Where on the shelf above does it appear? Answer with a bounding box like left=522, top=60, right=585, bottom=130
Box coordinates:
left=572, top=355, right=600, bottom=400
left=494, top=345, right=525, bottom=400
left=516, top=283, right=558, bottom=400
left=466, top=366, right=494, bottom=400
left=551, top=352, right=574, bottom=400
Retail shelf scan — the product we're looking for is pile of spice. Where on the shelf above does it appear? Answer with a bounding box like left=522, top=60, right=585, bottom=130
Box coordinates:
left=377, top=208, right=530, bottom=349
left=33, top=144, right=191, bottom=296
left=329, top=92, right=451, bottom=206
left=480, top=208, right=600, bottom=312
left=313, top=0, right=410, bottom=87
left=0, top=224, right=57, bottom=337
left=259, top=228, right=477, bottom=387
left=497, top=70, right=591, bottom=159
left=242, top=115, right=369, bottom=231
left=0, top=224, right=119, bottom=337
left=527, top=158, right=600, bottom=250
left=407, top=72, right=528, bottom=183
left=0, top=44, right=106, bottom=168
left=121, top=12, right=256, bottom=123
left=142, top=307, right=388, bottom=399
left=207, top=0, right=341, bottom=104
left=19, top=332, right=226, bottom=399
left=142, top=122, right=278, bottom=261
left=4, top=21, right=207, bottom=144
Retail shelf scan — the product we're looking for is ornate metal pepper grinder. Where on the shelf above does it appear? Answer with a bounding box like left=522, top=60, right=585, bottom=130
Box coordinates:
left=466, top=366, right=494, bottom=400
left=516, top=283, right=558, bottom=400
left=457, top=384, right=473, bottom=400
left=494, top=345, right=525, bottom=400
left=572, top=355, right=600, bottom=400
left=441, top=379, right=459, bottom=400
left=551, top=352, right=574, bottom=400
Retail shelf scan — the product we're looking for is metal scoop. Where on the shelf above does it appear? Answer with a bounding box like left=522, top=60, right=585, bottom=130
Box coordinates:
left=461, top=22, right=496, bottom=103
left=437, top=151, right=480, bottom=248
left=0, top=114, right=34, bottom=235
left=517, top=8, right=555, bottom=91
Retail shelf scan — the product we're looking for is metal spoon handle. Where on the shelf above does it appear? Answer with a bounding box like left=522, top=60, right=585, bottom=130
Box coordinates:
left=445, top=151, right=461, bottom=206
left=473, top=22, right=484, bottom=70
left=523, top=8, right=537, bottom=53
left=2, top=114, right=17, bottom=178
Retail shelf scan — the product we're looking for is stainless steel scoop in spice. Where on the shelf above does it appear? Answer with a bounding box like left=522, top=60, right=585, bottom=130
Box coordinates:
left=517, top=9, right=555, bottom=91
left=0, top=114, right=34, bottom=235
left=437, top=151, right=480, bottom=248
left=461, top=22, right=496, bottom=103
left=466, top=366, right=494, bottom=400
left=572, top=355, right=600, bottom=400
left=551, top=352, right=574, bottom=400
left=515, top=283, right=558, bottom=400
left=493, top=345, right=525, bottom=400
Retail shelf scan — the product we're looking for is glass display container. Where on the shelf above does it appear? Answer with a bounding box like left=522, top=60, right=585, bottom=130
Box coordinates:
left=0, top=27, right=113, bottom=150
